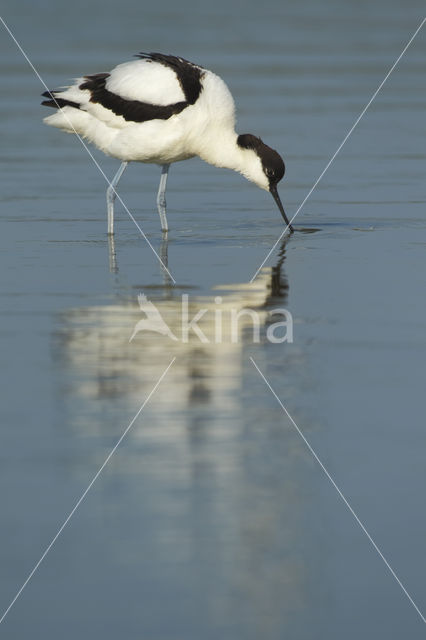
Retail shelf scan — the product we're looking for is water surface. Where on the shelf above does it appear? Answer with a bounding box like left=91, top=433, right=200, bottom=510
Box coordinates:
left=1, top=1, right=426, bottom=638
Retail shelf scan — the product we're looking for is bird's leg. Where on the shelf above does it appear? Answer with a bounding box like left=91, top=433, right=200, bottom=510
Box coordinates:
left=106, top=161, right=128, bottom=235
left=108, top=233, right=118, bottom=274
left=160, top=232, right=173, bottom=288
left=156, top=164, right=170, bottom=232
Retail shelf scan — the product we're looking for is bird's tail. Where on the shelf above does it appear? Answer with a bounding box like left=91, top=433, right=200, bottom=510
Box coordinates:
left=42, top=80, right=87, bottom=134
left=42, top=105, right=91, bottom=135
left=42, top=85, right=118, bottom=152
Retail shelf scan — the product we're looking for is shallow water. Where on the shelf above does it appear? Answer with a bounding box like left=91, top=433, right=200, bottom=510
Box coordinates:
left=1, top=1, right=426, bottom=638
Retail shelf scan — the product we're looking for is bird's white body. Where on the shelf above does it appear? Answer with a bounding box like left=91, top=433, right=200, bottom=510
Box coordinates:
left=44, top=58, right=269, bottom=189
left=43, top=53, right=291, bottom=234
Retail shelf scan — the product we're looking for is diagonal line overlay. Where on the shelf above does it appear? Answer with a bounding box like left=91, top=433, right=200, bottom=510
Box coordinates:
left=250, top=357, right=426, bottom=625
left=0, top=357, right=176, bottom=626
left=250, top=17, right=426, bottom=282
left=0, top=16, right=176, bottom=284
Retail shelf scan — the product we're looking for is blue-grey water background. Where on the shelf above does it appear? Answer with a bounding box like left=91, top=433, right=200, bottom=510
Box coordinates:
left=1, top=1, right=426, bottom=638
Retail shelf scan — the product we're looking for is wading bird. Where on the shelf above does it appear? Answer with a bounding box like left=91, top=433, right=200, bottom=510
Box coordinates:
left=42, top=52, right=292, bottom=235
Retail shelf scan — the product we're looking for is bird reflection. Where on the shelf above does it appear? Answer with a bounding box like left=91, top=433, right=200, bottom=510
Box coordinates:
left=263, top=235, right=289, bottom=305
left=52, top=236, right=312, bottom=624
left=159, top=232, right=174, bottom=289
left=54, top=235, right=291, bottom=406
left=108, top=232, right=174, bottom=292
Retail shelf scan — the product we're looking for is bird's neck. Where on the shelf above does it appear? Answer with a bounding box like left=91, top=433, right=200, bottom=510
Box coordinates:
left=196, top=130, right=248, bottom=174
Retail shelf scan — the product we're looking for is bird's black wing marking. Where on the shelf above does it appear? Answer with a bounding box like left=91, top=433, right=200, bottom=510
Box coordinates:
left=135, top=52, right=204, bottom=104
left=78, top=73, right=190, bottom=123
left=42, top=56, right=204, bottom=122
left=41, top=90, right=81, bottom=110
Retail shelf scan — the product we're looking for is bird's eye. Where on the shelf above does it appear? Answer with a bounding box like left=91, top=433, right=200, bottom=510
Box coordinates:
left=266, top=168, right=274, bottom=178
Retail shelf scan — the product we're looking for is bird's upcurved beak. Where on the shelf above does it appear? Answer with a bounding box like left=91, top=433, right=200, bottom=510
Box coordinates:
left=270, top=184, right=293, bottom=233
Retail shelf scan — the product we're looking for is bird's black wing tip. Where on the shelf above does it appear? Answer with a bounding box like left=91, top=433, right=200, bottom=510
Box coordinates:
left=41, top=99, right=56, bottom=108
left=41, top=97, right=81, bottom=110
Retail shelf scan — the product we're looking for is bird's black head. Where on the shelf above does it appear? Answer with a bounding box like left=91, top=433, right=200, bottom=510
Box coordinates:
left=260, top=143, right=286, bottom=187
left=237, top=134, right=292, bottom=231
left=237, top=133, right=285, bottom=186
